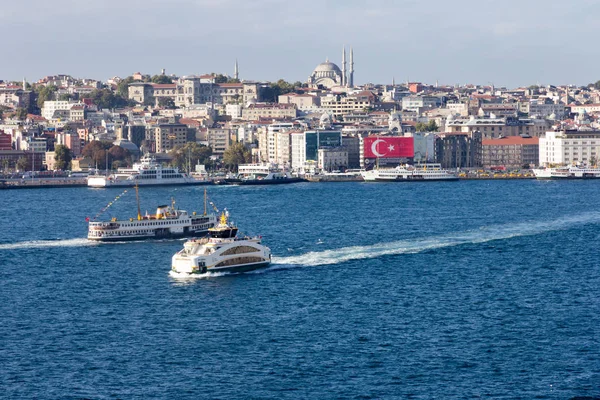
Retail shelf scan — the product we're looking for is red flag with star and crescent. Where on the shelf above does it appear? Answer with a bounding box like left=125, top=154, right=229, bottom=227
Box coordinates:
left=363, top=136, right=414, bottom=158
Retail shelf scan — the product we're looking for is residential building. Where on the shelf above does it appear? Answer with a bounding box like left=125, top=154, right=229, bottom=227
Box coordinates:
left=435, top=131, right=482, bottom=169
left=402, top=95, right=440, bottom=112
left=482, top=136, right=539, bottom=169
left=446, top=116, right=549, bottom=139
left=41, top=100, right=84, bottom=120
left=152, top=123, right=188, bottom=153
left=242, top=103, right=297, bottom=120
left=207, top=126, right=232, bottom=156
left=321, top=91, right=375, bottom=117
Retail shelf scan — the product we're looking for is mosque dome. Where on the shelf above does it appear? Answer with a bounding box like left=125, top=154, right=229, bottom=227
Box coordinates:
left=313, top=61, right=342, bottom=74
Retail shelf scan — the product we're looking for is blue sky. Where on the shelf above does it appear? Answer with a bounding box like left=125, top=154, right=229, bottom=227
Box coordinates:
left=2, top=0, right=599, bottom=87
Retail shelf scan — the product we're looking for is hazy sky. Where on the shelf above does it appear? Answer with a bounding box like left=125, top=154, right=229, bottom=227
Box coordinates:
left=2, top=0, right=599, bottom=87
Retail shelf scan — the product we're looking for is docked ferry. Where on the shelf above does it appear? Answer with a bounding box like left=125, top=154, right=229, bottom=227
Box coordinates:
left=171, top=211, right=271, bottom=275
left=532, top=165, right=600, bottom=179
left=235, top=163, right=305, bottom=185
left=87, top=155, right=203, bottom=188
left=88, top=192, right=217, bottom=242
left=361, top=164, right=459, bottom=182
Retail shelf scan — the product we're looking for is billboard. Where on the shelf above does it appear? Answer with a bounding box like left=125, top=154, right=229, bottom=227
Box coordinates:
left=363, top=136, right=414, bottom=158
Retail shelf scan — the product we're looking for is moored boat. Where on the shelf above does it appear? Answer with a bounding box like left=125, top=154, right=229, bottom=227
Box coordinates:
left=87, top=154, right=209, bottom=187
left=361, top=163, right=459, bottom=182
left=532, top=165, right=600, bottom=179
left=171, top=210, right=271, bottom=275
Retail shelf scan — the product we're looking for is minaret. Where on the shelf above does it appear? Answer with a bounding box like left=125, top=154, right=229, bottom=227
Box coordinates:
left=341, top=46, right=347, bottom=86
left=234, top=59, right=239, bottom=81
left=22, top=77, right=26, bottom=91
left=349, top=47, right=354, bottom=87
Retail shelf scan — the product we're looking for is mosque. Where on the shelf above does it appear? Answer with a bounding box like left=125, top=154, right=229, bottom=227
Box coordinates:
left=307, top=46, right=354, bottom=89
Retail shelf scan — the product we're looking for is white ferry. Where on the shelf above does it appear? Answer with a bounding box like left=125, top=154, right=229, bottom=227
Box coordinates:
left=171, top=211, right=271, bottom=275
left=532, top=165, right=600, bottom=180
left=235, top=163, right=305, bottom=185
left=87, top=155, right=202, bottom=188
left=361, top=164, right=459, bottom=182
left=88, top=190, right=217, bottom=242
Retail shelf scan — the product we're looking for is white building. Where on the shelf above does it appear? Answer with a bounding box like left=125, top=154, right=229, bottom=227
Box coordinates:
left=402, top=96, right=440, bottom=112
left=405, top=132, right=435, bottom=163
left=539, top=130, right=600, bottom=166
left=41, top=100, right=84, bottom=120
left=317, top=147, right=348, bottom=171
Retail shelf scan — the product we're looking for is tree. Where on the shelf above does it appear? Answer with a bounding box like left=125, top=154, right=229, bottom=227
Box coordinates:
left=151, top=75, right=173, bottom=84
left=108, top=145, right=131, bottom=167
left=593, top=81, right=600, bottom=90
left=58, top=93, right=74, bottom=101
left=213, top=74, right=228, bottom=84
left=158, top=97, right=176, bottom=109
left=82, top=140, right=113, bottom=169
left=415, top=120, right=439, bottom=132
left=16, top=156, right=30, bottom=172
left=117, top=76, right=135, bottom=97
left=222, top=142, right=251, bottom=171
left=82, top=89, right=129, bottom=110
left=15, top=108, right=27, bottom=120
left=36, top=85, right=58, bottom=109
left=54, top=144, right=73, bottom=170
left=170, top=142, right=213, bottom=172
left=261, top=79, right=299, bottom=102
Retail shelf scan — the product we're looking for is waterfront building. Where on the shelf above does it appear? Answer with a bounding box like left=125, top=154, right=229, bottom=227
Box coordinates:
left=0, top=150, right=44, bottom=171
left=482, top=136, right=539, bottom=169
left=318, top=147, right=348, bottom=171
left=539, top=130, right=600, bottom=167
left=291, top=130, right=342, bottom=169
left=0, top=131, right=11, bottom=150
left=435, top=131, right=482, bottom=169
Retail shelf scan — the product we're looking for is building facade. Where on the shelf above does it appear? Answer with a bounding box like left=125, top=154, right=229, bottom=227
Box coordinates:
left=435, top=131, right=482, bottom=169
left=482, top=136, right=539, bottom=169
left=539, top=130, right=600, bottom=166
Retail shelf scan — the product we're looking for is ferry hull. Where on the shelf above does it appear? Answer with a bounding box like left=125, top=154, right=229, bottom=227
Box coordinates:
left=238, top=177, right=306, bottom=185
left=174, top=261, right=271, bottom=275
left=88, top=229, right=211, bottom=242
left=371, top=176, right=459, bottom=182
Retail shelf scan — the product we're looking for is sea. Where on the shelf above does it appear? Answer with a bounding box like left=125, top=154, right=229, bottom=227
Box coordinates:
left=1, top=180, right=599, bottom=399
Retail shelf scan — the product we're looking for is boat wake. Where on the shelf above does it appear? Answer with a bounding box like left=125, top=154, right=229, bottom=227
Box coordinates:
left=271, top=212, right=600, bottom=268
left=0, top=238, right=97, bottom=250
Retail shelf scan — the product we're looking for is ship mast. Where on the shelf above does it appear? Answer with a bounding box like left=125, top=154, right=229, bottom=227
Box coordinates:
left=135, top=183, right=142, bottom=220
left=203, top=188, right=207, bottom=216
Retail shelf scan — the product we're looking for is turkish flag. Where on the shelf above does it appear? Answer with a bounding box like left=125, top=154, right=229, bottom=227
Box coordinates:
left=363, top=136, right=414, bottom=158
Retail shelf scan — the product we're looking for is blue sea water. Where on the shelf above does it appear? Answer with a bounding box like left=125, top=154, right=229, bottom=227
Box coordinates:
left=1, top=180, right=599, bottom=399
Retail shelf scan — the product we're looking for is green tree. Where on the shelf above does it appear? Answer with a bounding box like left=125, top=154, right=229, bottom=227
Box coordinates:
left=213, top=74, right=228, bottom=84
left=415, top=120, right=439, bottom=132
left=158, top=97, right=176, bottom=109
left=59, top=93, right=74, bottom=101
left=54, top=144, right=73, bottom=170
left=16, top=156, right=30, bottom=172
left=117, top=76, right=135, bottom=97
left=222, top=142, right=251, bottom=171
left=261, top=79, right=299, bottom=102
left=15, top=107, right=27, bottom=120
left=151, top=75, right=173, bottom=84
left=227, top=78, right=241, bottom=83
left=108, top=145, right=131, bottom=167
left=36, top=85, right=58, bottom=109
left=82, top=89, right=129, bottom=110
left=170, top=142, right=213, bottom=172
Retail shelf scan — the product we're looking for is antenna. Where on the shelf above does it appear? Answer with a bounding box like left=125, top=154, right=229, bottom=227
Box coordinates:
left=135, top=183, right=142, bottom=220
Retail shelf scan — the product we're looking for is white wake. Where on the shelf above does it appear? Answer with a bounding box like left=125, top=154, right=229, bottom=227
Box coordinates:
left=272, top=212, right=600, bottom=268
left=0, top=238, right=97, bottom=250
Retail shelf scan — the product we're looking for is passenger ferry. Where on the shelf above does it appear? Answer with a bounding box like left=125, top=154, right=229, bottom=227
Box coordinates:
left=532, top=165, right=600, bottom=179
left=361, top=164, right=459, bottom=182
left=88, top=189, right=217, bottom=242
left=235, top=163, right=305, bottom=185
left=171, top=210, right=271, bottom=275
left=87, top=155, right=202, bottom=187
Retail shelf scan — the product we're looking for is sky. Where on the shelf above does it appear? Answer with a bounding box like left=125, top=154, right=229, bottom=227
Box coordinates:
left=2, top=0, right=600, bottom=88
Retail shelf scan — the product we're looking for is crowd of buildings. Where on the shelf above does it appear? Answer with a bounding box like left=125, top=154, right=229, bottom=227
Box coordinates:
left=2, top=46, right=600, bottom=173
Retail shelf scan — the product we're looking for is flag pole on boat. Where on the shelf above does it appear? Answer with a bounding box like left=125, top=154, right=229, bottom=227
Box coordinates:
left=135, top=182, right=142, bottom=220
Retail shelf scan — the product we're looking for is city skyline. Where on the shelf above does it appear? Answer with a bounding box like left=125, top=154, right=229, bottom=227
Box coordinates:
left=2, top=0, right=599, bottom=87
